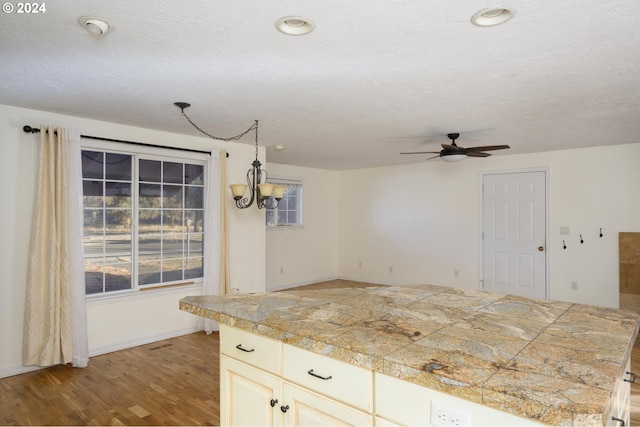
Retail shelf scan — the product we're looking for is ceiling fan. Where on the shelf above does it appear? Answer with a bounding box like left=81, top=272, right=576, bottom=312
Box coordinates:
left=400, top=133, right=510, bottom=163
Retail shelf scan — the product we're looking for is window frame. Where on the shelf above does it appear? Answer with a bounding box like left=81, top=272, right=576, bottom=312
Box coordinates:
left=81, top=138, right=210, bottom=299
left=265, top=176, right=303, bottom=229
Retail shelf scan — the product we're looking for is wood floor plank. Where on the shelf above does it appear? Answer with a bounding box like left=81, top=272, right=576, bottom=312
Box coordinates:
left=0, top=332, right=219, bottom=426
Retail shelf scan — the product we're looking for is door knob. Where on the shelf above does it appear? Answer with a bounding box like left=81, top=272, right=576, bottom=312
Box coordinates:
left=538, top=246, right=544, bottom=251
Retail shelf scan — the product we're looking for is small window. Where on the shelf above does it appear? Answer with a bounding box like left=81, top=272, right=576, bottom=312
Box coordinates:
left=266, top=178, right=303, bottom=227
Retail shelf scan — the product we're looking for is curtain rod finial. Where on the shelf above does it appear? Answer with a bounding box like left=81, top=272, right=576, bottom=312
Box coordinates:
left=23, top=125, right=40, bottom=133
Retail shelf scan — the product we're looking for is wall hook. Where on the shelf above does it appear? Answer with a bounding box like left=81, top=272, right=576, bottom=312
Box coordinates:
left=563, top=240, right=567, bottom=250
left=600, top=228, right=603, bottom=238
left=580, top=234, right=584, bottom=244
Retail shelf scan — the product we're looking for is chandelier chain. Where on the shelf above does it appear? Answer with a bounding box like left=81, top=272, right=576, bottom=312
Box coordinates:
left=180, top=108, right=258, bottom=142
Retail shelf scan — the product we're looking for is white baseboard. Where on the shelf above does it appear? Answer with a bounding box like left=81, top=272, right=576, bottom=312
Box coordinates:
left=88, top=326, right=203, bottom=357
left=0, top=364, right=43, bottom=379
left=267, top=275, right=340, bottom=292
left=0, top=326, right=203, bottom=379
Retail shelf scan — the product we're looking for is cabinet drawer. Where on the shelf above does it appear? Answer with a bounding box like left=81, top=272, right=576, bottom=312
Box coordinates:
left=220, top=324, right=281, bottom=374
left=282, top=343, right=372, bottom=412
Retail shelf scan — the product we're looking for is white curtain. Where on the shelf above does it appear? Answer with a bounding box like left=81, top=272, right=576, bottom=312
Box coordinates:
left=202, top=149, right=229, bottom=333
left=23, top=126, right=89, bottom=367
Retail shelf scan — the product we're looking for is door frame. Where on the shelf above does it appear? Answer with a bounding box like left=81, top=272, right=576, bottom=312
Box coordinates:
left=478, top=167, right=550, bottom=299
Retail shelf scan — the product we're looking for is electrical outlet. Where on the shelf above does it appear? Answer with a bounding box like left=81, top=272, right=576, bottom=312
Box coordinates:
left=389, top=266, right=393, bottom=273
left=431, top=401, right=470, bottom=427
left=571, top=281, right=578, bottom=290
left=560, top=226, right=570, bottom=235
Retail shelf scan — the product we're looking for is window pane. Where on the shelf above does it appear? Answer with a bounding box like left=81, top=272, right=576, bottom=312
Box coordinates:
left=185, top=187, right=203, bottom=209
left=139, top=210, right=160, bottom=234
left=138, top=262, right=161, bottom=286
left=185, top=210, right=203, bottom=232
left=163, top=162, right=183, bottom=184
left=105, top=209, right=131, bottom=233
left=83, top=181, right=103, bottom=207
left=187, top=233, right=203, bottom=256
left=82, top=151, right=103, bottom=179
left=139, top=159, right=161, bottom=182
left=104, top=263, right=132, bottom=292
left=185, top=257, right=203, bottom=280
left=162, top=259, right=183, bottom=282
left=85, top=264, right=103, bottom=295
left=139, top=235, right=161, bottom=261
left=139, top=183, right=161, bottom=208
left=105, top=182, right=131, bottom=208
left=84, top=209, right=103, bottom=232
left=266, top=209, right=276, bottom=226
left=105, top=153, right=131, bottom=180
left=163, top=186, right=183, bottom=208
left=163, top=211, right=183, bottom=233
left=185, top=164, right=203, bottom=185
left=163, top=235, right=184, bottom=257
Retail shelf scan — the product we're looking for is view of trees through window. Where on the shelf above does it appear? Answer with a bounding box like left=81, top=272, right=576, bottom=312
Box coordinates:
left=82, top=150, right=205, bottom=296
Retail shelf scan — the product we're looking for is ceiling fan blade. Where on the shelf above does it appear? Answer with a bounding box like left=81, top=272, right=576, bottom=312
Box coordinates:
left=464, top=145, right=510, bottom=152
left=400, top=151, right=440, bottom=155
left=467, top=152, right=491, bottom=157
left=425, top=155, right=441, bottom=161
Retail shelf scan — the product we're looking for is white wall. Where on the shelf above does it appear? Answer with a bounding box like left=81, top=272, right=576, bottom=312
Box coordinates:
left=0, top=104, right=266, bottom=378
left=265, top=163, right=339, bottom=290
left=338, top=143, right=640, bottom=307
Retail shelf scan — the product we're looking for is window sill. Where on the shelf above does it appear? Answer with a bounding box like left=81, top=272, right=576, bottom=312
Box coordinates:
left=267, top=225, right=305, bottom=231
left=86, top=283, right=203, bottom=306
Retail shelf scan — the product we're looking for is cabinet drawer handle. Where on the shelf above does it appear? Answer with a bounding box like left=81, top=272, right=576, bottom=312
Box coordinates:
left=235, top=344, right=255, bottom=353
left=270, top=399, right=278, bottom=408
left=307, top=369, right=332, bottom=380
left=612, top=416, right=625, bottom=426
left=624, top=371, right=637, bottom=383
left=280, top=405, right=289, bottom=413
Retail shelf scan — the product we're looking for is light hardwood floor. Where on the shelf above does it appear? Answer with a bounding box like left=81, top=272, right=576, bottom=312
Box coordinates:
left=1, top=279, right=639, bottom=426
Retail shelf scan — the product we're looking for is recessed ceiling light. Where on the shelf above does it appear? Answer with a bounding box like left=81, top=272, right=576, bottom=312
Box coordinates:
left=275, top=16, right=314, bottom=36
left=78, top=16, right=111, bottom=36
left=470, top=7, right=514, bottom=27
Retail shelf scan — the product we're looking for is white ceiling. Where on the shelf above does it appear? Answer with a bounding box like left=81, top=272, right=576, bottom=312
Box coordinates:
left=1, top=0, right=639, bottom=170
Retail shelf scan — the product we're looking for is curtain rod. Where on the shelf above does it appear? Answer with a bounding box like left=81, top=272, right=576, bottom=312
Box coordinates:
left=22, top=125, right=228, bottom=157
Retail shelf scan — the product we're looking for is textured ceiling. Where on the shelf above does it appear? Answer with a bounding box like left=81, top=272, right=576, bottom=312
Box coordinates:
left=1, top=0, right=639, bottom=170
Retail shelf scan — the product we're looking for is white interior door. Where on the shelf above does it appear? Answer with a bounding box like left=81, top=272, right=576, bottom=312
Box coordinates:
left=482, top=170, right=547, bottom=299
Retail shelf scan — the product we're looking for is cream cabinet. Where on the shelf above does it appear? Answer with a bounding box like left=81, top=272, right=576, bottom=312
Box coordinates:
left=607, top=358, right=633, bottom=427
left=220, top=325, right=372, bottom=426
left=220, top=355, right=281, bottom=426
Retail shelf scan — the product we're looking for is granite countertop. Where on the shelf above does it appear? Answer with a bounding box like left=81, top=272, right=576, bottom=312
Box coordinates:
left=180, top=284, right=640, bottom=426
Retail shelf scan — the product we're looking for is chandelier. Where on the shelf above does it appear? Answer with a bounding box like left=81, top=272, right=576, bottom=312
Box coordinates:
left=174, top=102, right=284, bottom=209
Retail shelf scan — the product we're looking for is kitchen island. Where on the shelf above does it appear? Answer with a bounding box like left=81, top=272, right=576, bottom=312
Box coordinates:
left=180, top=284, right=639, bottom=426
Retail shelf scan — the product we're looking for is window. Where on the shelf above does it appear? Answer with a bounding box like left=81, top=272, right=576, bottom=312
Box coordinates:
left=265, top=178, right=303, bottom=227
left=81, top=144, right=207, bottom=296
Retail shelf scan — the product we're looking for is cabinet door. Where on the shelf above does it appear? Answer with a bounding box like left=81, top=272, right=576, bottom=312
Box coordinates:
left=283, top=382, right=372, bottom=426
left=221, top=355, right=282, bottom=426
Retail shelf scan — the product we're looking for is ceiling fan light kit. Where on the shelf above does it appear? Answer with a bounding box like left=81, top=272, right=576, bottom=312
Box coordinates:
left=470, top=7, right=514, bottom=27
left=400, top=132, right=510, bottom=162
